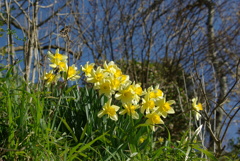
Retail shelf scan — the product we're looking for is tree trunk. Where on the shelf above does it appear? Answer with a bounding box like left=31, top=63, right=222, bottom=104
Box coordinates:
left=204, top=0, right=226, bottom=155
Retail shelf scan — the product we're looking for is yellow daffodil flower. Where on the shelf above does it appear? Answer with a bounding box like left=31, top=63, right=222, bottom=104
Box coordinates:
left=144, top=85, right=164, bottom=101
left=97, top=98, right=120, bottom=121
left=109, top=76, right=121, bottom=91
left=192, top=97, right=203, bottom=120
left=113, top=67, right=123, bottom=78
left=58, top=62, right=68, bottom=72
left=119, top=74, right=130, bottom=84
left=155, top=88, right=163, bottom=98
left=115, top=83, right=137, bottom=104
left=145, top=111, right=164, bottom=131
left=119, top=103, right=139, bottom=119
left=81, top=61, right=95, bottom=77
left=43, top=71, right=59, bottom=85
left=155, top=96, right=175, bottom=118
left=94, top=79, right=115, bottom=98
left=103, top=61, right=118, bottom=73
left=192, top=97, right=203, bottom=111
left=66, top=65, right=80, bottom=81
left=87, top=67, right=106, bottom=84
left=130, top=82, right=143, bottom=96
left=48, top=49, right=68, bottom=68
left=141, top=95, right=155, bottom=114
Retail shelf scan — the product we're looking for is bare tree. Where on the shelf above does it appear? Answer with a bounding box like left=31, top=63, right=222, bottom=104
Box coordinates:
left=0, top=0, right=74, bottom=82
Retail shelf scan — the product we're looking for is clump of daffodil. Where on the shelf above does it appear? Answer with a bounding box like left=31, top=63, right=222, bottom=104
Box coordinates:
left=81, top=60, right=177, bottom=132
left=119, top=103, right=139, bottom=119
left=43, top=49, right=81, bottom=85
left=140, top=85, right=163, bottom=114
left=103, top=61, right=131, bottom=90
left=192, top=97, right=203, bottom=120
left=155, top=96, right=175, bottom=118
left=97, top=98, right=120, bottom=121
left=82, top=61, right=127, bottom=98
left=145, top=111, right=164, bottom=131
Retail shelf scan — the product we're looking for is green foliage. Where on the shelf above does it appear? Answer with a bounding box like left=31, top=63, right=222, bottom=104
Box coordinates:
left=225, top=137, right=240, bottom=160
left=0, top=67, right=103, bottom=160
